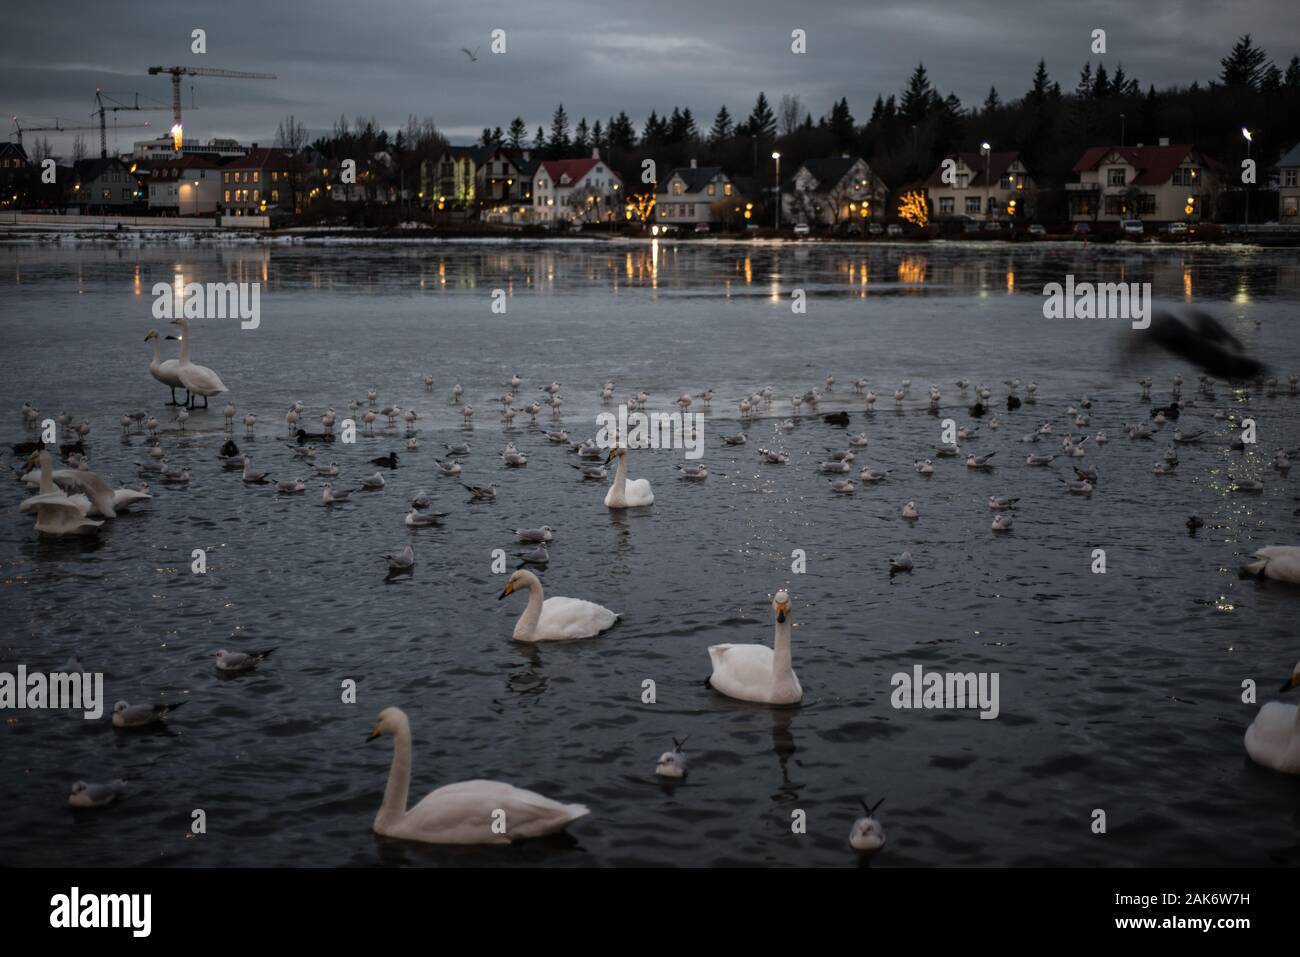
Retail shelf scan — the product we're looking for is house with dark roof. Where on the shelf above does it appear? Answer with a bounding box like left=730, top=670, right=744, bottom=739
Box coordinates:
left=0, top=142, right=30, bottom=207
left=531, top=150, right=623, bottom=224
left=782, top=155, right=888, bottom=227
left=148, top=155, right=220, bottom=215
left=656, top=160, right=739, bottom=226
left=479, top=147, right=539, bottom=223
left=67, top=157, right=139, bottom=211
left=1276, top=143, right=1300, bottom=224
left=924, top=151, right=1033, bottom=221
left=1067, top=140, right=1218, bottom=223
left=220, top=148, right=303, bottom=216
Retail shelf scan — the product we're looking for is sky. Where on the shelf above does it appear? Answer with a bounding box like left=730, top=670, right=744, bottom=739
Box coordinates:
left=2, top=0, right=1296, bottom=158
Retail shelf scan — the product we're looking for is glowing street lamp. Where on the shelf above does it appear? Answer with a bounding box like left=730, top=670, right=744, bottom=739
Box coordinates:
left=1242, top=127, right=1253, bottom=228
left=980, top=141, right=992, bottom=222
left=772, top=151, right=781, bottom=231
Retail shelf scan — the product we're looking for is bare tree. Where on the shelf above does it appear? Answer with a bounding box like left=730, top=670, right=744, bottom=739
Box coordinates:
left=30, top=136, right=53, bottom=165
left=778, top=94, right=803, bottom=137
left=72, top=135, right=87, bottom=162
left=276, top=115, right=307, bottom=153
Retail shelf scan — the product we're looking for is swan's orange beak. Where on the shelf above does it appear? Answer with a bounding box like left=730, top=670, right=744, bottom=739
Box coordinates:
left=1281, top=674, right=1299, bottom=694
left=498, top=581, right=515, bottom=600
left=366, top=723, right=382, bottom=742
left=775, top=600, right=790, bottom=623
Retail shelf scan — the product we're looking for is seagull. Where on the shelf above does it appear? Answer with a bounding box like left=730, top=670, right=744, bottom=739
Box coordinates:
left=571, top=464, right=607, bottom=480
left=405, top=508, right=447, bottom=528
left=445, top=442, right=470, bottom=456
left=858, top=465, right=888, bottom=482
left=514, top=525, right=554, bottom=543
left=517, top=543, right=550, bottom=566
left=914, top=459, right=934, bottom=476
left=241, top=456, right=272, bottom=484
left=721, top=433, right=747, bottom=446
left=360, top=472, right=386, bottom=490
left=69, top=779, right=128, bottom=808
left=1026, top=453, right=1056, bottom=467
left=677, top=464, right=708, bottom=480
left=384, top=544, right=415, bottom=573
left=316, top=462, right=340, bottom=477
left=850, top=798, right=887, bottom=858
left=966, top=452, right=997, bottom=470
left=434, top=459, right=462, bottom=476
left=112, top=700, right=184, bottom=729
left=655, top=737, right=689, bottom=779
left=276, top=478, right=306, bottom=495
left=1073, top=464, right=1099, bottom=482
left=463, top=482, right=497, bottom=501
left=829, top=479, right=856, bottom=494
left=901, top=501, right=919, bottom=520
left=215, top=648, right=274, bottom=673
left=991, top=513, right=1013, bottom=532
left=1062, top=478, right=1094, bottom=495
left=889, top=551, right=913, bottom=576
left=758, top=448, right=789, bottom=464
left=322, top=483, right=354, bottom=505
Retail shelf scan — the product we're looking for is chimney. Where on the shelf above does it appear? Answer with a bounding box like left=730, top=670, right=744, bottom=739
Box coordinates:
left=1158, top=137, right=1170, bottom=147
left=591, top=146, right=600, bottom=159
left=1136, top=142, right=1144, bottom=148
left=522, top=149, right=530, bottom=161
left=841, top=152, right=850, bottom=159
left=690, top=158, right=697, bottom=168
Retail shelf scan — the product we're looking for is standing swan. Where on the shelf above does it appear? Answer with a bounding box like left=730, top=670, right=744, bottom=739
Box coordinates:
left=167, top=317, right=228, bottom=408
left=18, top=450, right=102, bottom=537
left=498, top=569, right=619, bottom=641
left=144, top=329, right=185, bottom=405
left=603, top=446, right=655, bottom=508
left=368, top=707, right=590, bottom=844
left=1244, top=662, right=1300, bottom=774
left=708, top=590, right=803, bottom=705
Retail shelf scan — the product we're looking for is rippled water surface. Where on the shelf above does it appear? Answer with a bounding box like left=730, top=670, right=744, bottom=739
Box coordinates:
left=2, top=239, right=1299, bottom=867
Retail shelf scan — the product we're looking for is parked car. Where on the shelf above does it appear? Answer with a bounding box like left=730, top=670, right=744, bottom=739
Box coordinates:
left=844, top=222, right=863, bottom=236
left=886, top=224, right=903, bottom=237
left=867, top=222, right=884, bottom=236
left=693, top=223, right=710, bottom=234
left=1072, top=223, right=1091, bottom=236
left=963, top=221, right=981, bottom=234
left=982, top=220, right=1005, bottom=233
left=1121, top=219, right=1145, bottom=237
left=1027, top=224, right=1047, bottom=237
left=792, top=222, right=811, bottom=236
left=1165, top=222, right=1188, bottom=236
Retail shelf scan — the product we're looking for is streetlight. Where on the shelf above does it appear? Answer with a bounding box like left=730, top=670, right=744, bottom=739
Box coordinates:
left=1242, top=127, right=1253, bottom=229
left=980, top=142, right=991, bottom=222
left=772, top=151, right=781, bottom=231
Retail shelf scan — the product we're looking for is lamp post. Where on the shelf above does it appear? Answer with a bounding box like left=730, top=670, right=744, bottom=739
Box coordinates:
left=980, top=141, right=991, bottom=222
left=772, top=151, right=781, bottom=231
left=192, top=180, right=199, bottom=218
left=1242, top=127, right=1253, bottom=229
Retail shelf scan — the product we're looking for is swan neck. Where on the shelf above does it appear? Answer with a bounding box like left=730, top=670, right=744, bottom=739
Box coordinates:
left=515, top=577, right=545, bottom=639
left=773, top=618, right=794, bottom=677
left=39, top=453, right=55, bottom=497
left=613, top=453, right=628, bottom=494
left=150, top=338, right=161, bottom=366
left=177, top=329, right=191, bottom=364
left=377, top=723, right=412, bottom=831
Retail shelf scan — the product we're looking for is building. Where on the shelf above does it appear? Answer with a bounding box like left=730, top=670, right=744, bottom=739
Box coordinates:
left=782, top=155, right=888, bottom=226
left=656, top=161, right=738, bottom=226
left=1277, top=143, right=1300, bottom=224
left=0, top=142, right=30, bottom=206
left=220, top=147, right=302, bottom=217
left=1067, top=141, right=1218, bottom=223
left=147, top=155, right=221, bottom=215
left=531, top=150, right=623, bottom=224
left=420, top=146, right=483, bottom=208
left=478, top=147, right=538, bottom=222
left=925, top=151, right=1033, bottom=221
left=67, top=157, right=140, bottom=211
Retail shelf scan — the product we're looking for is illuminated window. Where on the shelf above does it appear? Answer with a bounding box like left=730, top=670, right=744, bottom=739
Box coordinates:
left=253, top=171, right=260, bottom=183
left=224, top=190, right=231, bottom=202
left=271, top=189, right=279, bottom=202
left=672, top=181, right=683, bottom=195
left=723, top=183, right=733, bottom=196
left=1108, top=168, right=1126, bottom=186
left=707, top=184, right=716, bottom=196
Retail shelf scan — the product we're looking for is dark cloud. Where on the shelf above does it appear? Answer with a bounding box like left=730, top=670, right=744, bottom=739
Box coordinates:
left=2, top=0, right=1294, bottom=156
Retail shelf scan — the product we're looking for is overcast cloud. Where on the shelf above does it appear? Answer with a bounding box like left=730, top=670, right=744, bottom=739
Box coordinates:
left=2, top=0, right=1296, bottom=156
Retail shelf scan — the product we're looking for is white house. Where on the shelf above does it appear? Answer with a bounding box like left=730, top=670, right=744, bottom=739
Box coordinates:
left=148, top=156, right=221, bottom=215
left=1276, top=143, right=1300, bottom=224
left=532, top=149, right=623, bottom=224
left=925, top=151, right=1034, bottom=221
left=656, top=160, right=738, bottom=225
left=781, top=155, right=888, bottom=226
left=1067, top=141, right=1218, bottom=223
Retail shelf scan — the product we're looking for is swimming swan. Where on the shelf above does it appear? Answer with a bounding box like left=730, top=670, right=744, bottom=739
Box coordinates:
left=168, top=317, right=228, bottom=408
left=1244, top=661, right=1300, bottom=774
left=603, top=446, right=654, bottom=508
left=498, top=568, right=619, bottom=641
left=708, top=590, right=803, bottom=705
left=368, top=706, right=590, bottom=843
left=18, top=450, right=102, bottom=537
left=144, top=329, right=185, bottom=405
left=1240, top=546, right=1300, bottom=584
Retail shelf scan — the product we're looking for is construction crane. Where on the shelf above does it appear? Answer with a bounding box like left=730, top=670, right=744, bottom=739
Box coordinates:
left=11, top=115, right=152, bottom=149
left=147, top=65, right=276, bottom=151
left=93, top=89, right=172, bottom=158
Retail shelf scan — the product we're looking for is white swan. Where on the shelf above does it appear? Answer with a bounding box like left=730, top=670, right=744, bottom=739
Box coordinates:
left=1240, top=546, right=1300, bottom=584
left=368, top=707, right=589, bottom=844
left=18, top=451, right=102, bottom=536
left=144, top=329, right=185, bottom=405
left=1244, top=661, right=1300, bottom=774
left=498, top=569, right=619, bottom=641
left=708, top=590, right=803, bottom=705
left=168, top=318, right=228, bottom=408
left=603, top=446, right=654, bottom=508
left=20, top=458, right=145, bottom=517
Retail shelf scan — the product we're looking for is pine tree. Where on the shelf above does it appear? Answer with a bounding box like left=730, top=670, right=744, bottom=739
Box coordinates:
left=1076, top=62, right=1093, bottom=97
left=1028, top=59, right=1051, bottom=103
left=983, top=87, right=1001, bottom=112
left=534, top=126, right=546, bottom=152
left=1093, top=63, right=1110, bottom=98
left=1286, top=56, right=1300, bottom=89
left=680, top=107, right=698, bottom=141
left=607, top=112, right=636, bottom=151
left=548, top=104, right=571, bottom=156
left=747, top=93, right=777, bottom=139
left=869, top=95, right=885, bottom=125
left=480, top=128, right=494, bottom=147
left=901, top=64, right=934, bottom=122
left=573, top=117, right=590, bottom=153
left=710, top=105, right=733, bottom=142
left=591, top=119, right=605, bottom=152
left=1261, top=64, right=1283, bottom=93
left=507, top=117, right=527, bottom=150
left=829, top=97, right=854, bottom=147
left=1111, top=65, right=1127, bottom=97
left=1220, top=34, right=1270, bottom=89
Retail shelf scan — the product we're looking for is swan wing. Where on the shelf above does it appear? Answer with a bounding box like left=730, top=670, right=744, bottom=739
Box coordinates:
left=398, top=780, right=588, bottom=844
left=708, top=643, right=777, bottom=702
left=626, top=477, right=655, bottom=505
left=19, top=490, right=80, bottom=513
left=1254, top=546, right=1300, bottom=584
left=1245, top=702, right=1300, bottom=773
left=33, top=501, right=102, bottom=535
left=112, top=488, right=152, bottom=510
left=153, top=359, right=183, bottom=387
left=178, top=362, right=228, bottom=395
left=535, top=596, right=619, bottom=640
left=54, top=469, right=116, bottom=518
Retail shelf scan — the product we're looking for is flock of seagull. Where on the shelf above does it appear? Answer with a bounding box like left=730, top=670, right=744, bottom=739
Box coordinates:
left=10, top=318, right=1300, bottom=854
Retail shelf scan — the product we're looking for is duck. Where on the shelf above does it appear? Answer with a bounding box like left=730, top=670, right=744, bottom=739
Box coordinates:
left=498, top=569, right=619, bottom=641
left=604, top=446, right=655, bottom=508
left=1244, top=662, right=1300, bottom=774
left=144, top=329, right=185, bottom=405
left=707, top=590, right=802, bottom=705
left=166, top=319, right=227, bottom=408
left=367, top=707, right=589, bottom=844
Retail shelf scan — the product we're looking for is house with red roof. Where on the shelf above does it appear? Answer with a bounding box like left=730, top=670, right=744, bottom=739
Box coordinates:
left=924, top=151, right=1033, bottom=222
left=1067, top=140, right=1218, bottom=224
left=531, top=150, right=623, bottom=224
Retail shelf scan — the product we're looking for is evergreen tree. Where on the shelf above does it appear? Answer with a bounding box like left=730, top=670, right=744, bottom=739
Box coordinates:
left=480, top=128, right=494, bottom=147
left=710, top=105, right=733, bottom=142
left=1220, top=34, right=1270, bottom=88
left=829, top=97, right=854, bottom=147
left=548, top=104, right=571, bottom=156
left=869, top=95, right=885, bottom=125
left=1261, top=64, right=1283, bottom=93
left=1028, top=59, right=1051, bottom=103
left=901, top=63, right=934, bottom=122
left=591, top=119, right=605, bottom=152
left=507, top=117, right=527, bottom=150
left=534, top=126, right=546, bottom=151
left=1092, top=63, right=1110, bottom=98
left=1077, top=62, right=1093, bottom=97
left=607, top=112, right=636, bottom=151
left=983, top=86, right=1001, bottom=111
left=1286, top=56, right=1300, bottom=89
left=746, top=93, right=777, bottom=139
